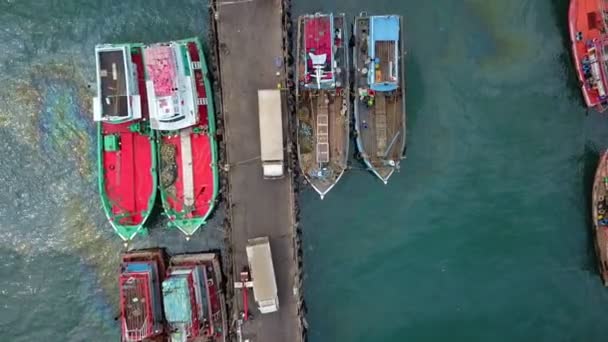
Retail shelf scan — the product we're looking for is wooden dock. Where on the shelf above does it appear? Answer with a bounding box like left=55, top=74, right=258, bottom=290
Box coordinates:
left=212, top=0, right=304, bottom=341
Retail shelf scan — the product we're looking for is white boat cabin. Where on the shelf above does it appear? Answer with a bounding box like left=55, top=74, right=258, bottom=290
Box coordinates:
left=144, top=43, right=199, bottom=131
left=93, top=45, right=142, bottom=123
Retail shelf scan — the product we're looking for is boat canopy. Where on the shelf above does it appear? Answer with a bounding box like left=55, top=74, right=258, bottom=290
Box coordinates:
left=304, top=14, right=336, bottom=89
left=163, top=275, right=193, bottom=323
left=368, top=16, right=400, bottom=92
left=145, top=43, right=199, bottom=131
left=163, top=266, right=209, bottom=340
left=93, top=45, right=142, bottom=122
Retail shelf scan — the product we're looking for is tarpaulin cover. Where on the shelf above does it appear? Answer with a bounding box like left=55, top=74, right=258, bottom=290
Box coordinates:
left=162, top=276, right=192, bottom=323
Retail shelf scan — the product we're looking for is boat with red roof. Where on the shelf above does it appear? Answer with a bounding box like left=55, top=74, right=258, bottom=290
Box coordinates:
left=144, top=37, right=219, bottom=238
left=93, top=43, right=157, bottom=241
left=119, top=248, right=167, bottom=342
left=162, top=252, right=227, bottom=342
left=569, top=0, right=608, bottom=111
left=296, top=13, right=350, bottom=199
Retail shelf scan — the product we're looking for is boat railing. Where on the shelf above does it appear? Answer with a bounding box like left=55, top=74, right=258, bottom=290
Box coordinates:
left=594, top=39, right=608, bottom=98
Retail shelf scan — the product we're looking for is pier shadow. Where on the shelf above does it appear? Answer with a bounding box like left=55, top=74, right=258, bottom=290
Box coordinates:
left=550, top=0, right=587, bottom=109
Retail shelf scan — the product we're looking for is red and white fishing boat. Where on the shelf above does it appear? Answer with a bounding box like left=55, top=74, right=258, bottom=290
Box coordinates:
left=295, top=13, right=350, bottom=199
left=93, top=43, right=157, bottom=241
left=569, top=0, right=608, bottom=111
left=144, top=38, right=219, bottom=238
left=119, top=249, right=166, bottom=342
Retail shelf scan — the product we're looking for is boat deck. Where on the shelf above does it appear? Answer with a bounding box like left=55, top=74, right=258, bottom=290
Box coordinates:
left=98, top=49, right=129, bottom=117
left=354, top=15, right=406, bottom=182
left=296, top=14, right=350, bottom=197
left=100, top=47, right=155, bottom=231
left=158, top=40, right=217, bottom=236
left=592, top=151, right=608, bottom=286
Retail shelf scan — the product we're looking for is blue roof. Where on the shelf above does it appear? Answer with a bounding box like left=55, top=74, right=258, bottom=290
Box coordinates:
left=371, top=16, right=399, bottom=42
left=368, top=15, right=401, bottom=92
left=163, top=276, right=193, bottom=323
left=124, top=262, right=153, bottom=273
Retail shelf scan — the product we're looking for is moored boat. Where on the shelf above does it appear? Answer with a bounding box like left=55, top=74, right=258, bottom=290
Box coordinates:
left=592, top=150, right=608, bottom=286
left=568, top=0, right=608, bottom=111
left=144, top=38, right=219, bottom=238
left=162, top=253, right=227, bottom=342
left=296, top=13, right=350, bottom=199
left=93, top=43, right=157, bottom=241
left=119, top=248, right=167, bottom=342
left=353, top=14, right=406, bottom=184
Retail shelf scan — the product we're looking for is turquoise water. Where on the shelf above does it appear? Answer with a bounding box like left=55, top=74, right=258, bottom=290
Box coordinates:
left=295, top=0, right=608, bottom=341
left=1, top=0, right=608, bottom=341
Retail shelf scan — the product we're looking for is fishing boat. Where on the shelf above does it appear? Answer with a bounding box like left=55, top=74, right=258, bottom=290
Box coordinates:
left=295, top=13, right=350, bottom=199
left=353, top=14, right=406, bottom=184
left=568, top=0, right=608, bottom=111
left=93, top=43, right=157, bottom=241
left=162, top=253, right=227, bottom=342
left=144, top=38, right=219, bottom=238
left=119, top=248, right=166, bottom=342
left=592, top=150, right=608, bottom=285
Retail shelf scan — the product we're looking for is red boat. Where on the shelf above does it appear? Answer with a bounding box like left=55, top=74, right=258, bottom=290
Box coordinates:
left=94, top=43, right=157, bottom=241
left=569, top=0, right=608, bottom=111
left=119, top=249, right=166, bottom=342
left=145, top=38, right=219, bottom=238
left=162, top=253, right=227, bottom=342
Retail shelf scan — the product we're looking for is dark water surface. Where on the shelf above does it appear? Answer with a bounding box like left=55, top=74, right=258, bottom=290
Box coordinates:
left=2, top=0, right=608, bottom=341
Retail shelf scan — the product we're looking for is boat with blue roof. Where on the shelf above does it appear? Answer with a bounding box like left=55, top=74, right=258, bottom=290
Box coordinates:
left=162, top=252, right=227, bottom=342
left=353, top=14, right=406, bottom=183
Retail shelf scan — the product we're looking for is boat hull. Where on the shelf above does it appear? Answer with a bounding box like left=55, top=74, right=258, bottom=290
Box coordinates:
left=353, top=15, right=407, bottom=184
left=568, top=0, right=608, bottom=111
left=157, top=37, right=219, bottom=237
left=592, top=150, right=608, bottom=286
left=296, top=13, right=350, bottom=199
left=98, top=44, right=157, bottom=241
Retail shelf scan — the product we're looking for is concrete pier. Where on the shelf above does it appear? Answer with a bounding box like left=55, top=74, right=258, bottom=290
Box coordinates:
left=212, top=0, right=304, bottom=341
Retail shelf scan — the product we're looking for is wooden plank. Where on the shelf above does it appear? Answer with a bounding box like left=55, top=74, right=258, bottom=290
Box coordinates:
left=375, top=95, right=387, bottom=157
left=180, top=128, right=195, bottom=208
left=316, top=94, right=330, bottom=163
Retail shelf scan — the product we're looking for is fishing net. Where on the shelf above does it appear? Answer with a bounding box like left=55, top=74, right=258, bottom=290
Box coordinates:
left=160, top=143, right=177, bottom=188
left=298, top=122, right=313, bottom=155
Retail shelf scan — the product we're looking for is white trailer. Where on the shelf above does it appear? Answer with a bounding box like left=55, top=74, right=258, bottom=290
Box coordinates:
left=245, top=237, right=279, bottom=313
left=257, top=89, right=284, bottom=179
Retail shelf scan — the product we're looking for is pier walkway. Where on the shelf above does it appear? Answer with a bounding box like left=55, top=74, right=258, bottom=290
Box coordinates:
left=213, top=0, right=303, bottom=341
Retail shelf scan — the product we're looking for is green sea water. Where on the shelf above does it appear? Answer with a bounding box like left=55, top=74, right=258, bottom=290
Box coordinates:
left=1, top=0, right=608, bottom=341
